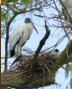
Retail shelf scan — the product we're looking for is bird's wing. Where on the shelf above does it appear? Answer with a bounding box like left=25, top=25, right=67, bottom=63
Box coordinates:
left=8, top=23, right=24, bottom=50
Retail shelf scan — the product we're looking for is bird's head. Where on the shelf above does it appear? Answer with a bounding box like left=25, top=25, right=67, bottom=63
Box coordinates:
left=25, top=18, right=38, bottom=34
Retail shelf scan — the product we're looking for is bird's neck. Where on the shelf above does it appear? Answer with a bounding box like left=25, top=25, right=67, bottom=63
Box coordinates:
left=24, top=23, right=33, bottom=30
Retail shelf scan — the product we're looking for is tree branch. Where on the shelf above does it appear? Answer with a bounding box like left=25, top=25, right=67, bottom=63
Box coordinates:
left=51, top=40, right=72, bottom=74
left=30, top=20, right=50, bottom=74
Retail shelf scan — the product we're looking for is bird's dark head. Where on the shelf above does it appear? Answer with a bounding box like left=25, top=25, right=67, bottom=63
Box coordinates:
left=54, top=49, right=59, bottom=52
left=24, top=18, right=38, bottom=34
left=25, top=18, right=32, bottom=23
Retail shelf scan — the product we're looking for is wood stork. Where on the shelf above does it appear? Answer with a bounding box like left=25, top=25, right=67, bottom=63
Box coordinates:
left=8, top=18, right=38, bottom=57
left=42, top=49, right=60, bottom=57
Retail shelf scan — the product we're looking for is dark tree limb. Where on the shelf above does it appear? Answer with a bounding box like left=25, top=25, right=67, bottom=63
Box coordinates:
left=4, top=8, right=9, bottom=72
left=1, top=71, right=54, bottom=88
left=30, top=20, right=50, bottom=74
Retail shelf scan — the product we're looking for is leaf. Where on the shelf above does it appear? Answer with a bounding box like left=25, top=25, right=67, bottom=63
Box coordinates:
left=1, top=7, right=7, bottom=21
left=21, top=0, right=29, bottom=3
left=1, top=15, right=5, bottom=21
left=62, top=7, right=68, bottom=19
left=8, top=0, right=15, bottom=3
left=70, top=79, right=72, bottom=89
left=65, top=63, right=70, bottom=78
left=1, top=12, right=5, bottom=21
left=8, top=0, right=16, bottom=5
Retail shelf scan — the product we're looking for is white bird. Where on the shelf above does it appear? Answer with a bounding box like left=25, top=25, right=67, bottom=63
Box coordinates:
left=41, top=49, right=60, bottom=57
left=8, top=18, right=38, bottom=57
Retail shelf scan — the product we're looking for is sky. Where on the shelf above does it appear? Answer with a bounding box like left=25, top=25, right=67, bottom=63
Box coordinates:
left=1, top=2, right=72, bottom=89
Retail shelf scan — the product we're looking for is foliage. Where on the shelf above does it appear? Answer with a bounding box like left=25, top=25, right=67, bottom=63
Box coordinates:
left=21, top=0, right=29, bottom=3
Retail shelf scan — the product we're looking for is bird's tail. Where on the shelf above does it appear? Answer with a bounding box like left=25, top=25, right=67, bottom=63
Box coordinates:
left=8, top=49, right=15, bottom=57
left=8, top=43, right=15, bottom=57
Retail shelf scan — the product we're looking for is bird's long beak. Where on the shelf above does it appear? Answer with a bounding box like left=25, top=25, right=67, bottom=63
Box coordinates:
left=32, top=22, right=38, bottom=34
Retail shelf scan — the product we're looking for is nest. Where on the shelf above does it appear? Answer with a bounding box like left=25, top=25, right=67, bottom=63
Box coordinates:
left=10, top=51, right=58, bottom=76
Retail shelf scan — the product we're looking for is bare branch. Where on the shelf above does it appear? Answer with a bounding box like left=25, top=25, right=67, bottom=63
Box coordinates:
left=30, top=20, right=50, bottom=75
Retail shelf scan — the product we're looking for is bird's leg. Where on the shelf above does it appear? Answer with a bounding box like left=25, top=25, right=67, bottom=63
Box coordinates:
left=14, top=45, right=20, bottom=57
left=15, top=45, right=22, bottom=57
left=14, top=45, right=18, bottom=56
left=10, top=46, right=22, bottom=69
left=7, top=44, right=11, bottom=57
left=18, top=46, right=22, bottom=56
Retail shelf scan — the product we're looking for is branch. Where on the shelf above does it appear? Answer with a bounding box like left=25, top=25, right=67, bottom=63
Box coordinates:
left=30, top=20, right=50, bottom=74
left=4, top=9, right=9, bottom=72
left=52, top=40, right=72, bottom=74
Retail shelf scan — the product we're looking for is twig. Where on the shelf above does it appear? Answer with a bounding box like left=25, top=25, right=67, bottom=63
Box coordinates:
left=40, top=59, right=50, bottom=75
left=4, top=9, right=9, bottom=72
left=53, top=0, right=70, bottom=41
left=43, top=67, right=44, bottom=89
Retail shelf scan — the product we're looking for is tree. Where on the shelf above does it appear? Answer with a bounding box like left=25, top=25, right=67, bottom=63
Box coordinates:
left=1, top=0, right=72, bottom=88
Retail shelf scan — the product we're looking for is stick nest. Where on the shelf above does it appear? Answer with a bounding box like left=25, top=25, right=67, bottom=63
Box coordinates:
left=10, top=51, right=58, bottom=76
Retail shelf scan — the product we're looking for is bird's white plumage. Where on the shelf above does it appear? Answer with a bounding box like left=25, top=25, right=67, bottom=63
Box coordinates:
left=8, top=22, right=33, bottom=57
left=43, top=50, right=60, bottom=57
left=39, top=49, right=60, bottom=58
